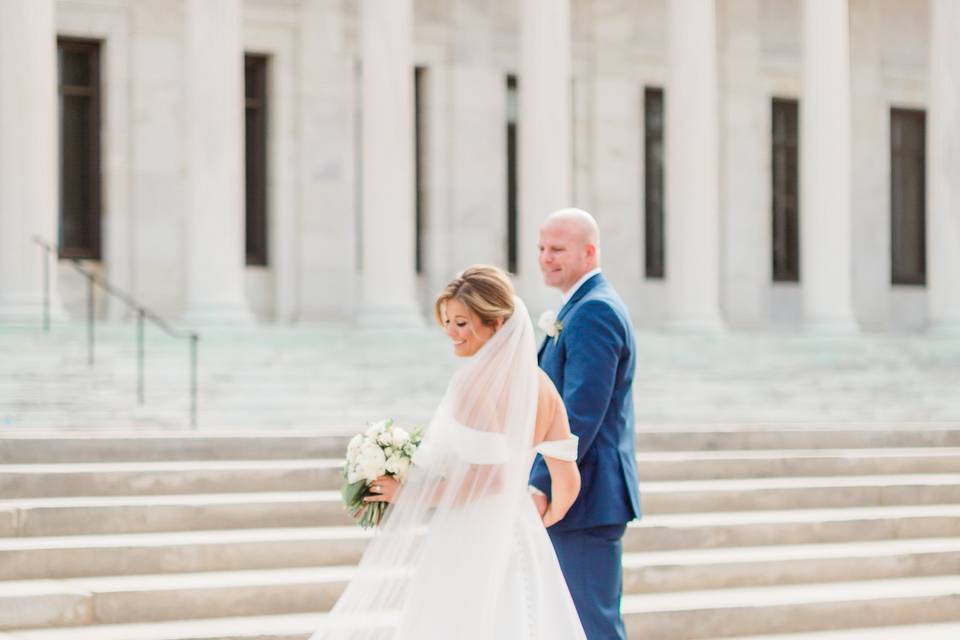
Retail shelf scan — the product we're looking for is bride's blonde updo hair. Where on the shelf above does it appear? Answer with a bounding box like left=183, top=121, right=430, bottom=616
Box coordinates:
left=435, top=265, right=515, bottom=329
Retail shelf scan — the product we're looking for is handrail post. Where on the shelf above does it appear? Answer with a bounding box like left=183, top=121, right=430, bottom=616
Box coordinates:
left=190, top=334, right=199, bottom=429
left=41, top=243, right=50, bottom=334
left=86, top=276, right=95, bottom=367
left=137, top=309, right=146, bottom=406
left=31, top=235, right=202, bottom=429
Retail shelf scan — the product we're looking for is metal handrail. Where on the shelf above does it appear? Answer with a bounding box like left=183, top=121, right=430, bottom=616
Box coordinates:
left=32, top=236, right=200, bottom=428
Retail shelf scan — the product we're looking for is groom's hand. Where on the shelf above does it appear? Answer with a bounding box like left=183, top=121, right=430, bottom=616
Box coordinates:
left=531, top=491, right=548, bottom=518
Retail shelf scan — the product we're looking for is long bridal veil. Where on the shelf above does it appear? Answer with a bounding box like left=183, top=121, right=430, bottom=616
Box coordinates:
left=310, top=296, right=566, bottom=640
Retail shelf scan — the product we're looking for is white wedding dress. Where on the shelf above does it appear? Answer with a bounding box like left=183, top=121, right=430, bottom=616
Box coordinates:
left=309, top=297, right=586, bottom=640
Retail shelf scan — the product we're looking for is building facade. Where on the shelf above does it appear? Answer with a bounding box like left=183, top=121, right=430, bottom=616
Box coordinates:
left=0, top=0, right=957, bottom=332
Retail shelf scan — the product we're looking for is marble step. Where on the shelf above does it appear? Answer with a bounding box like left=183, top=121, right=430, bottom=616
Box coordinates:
left=6, top=616, right=960, bottom=640
left=0, top=567, right=352, bottom=629
left=622, top=575, right=960, bottom=639
left=634, top=448, right=960, bottom=480
left=5, top=474, right=960, bottom=536
left=0, top=492, right=351, bottom=537
left=0, top=611, right=324, bottom=640
left=3, top=574, right=960, bottom=638
left=0, top=527, right=372, bottom=580
left=3, top=505, right=960, bottom=580
left=0, top=433, right=354, bottom=464
left=642, top=474, right=960, bottom=513
left=4, top=539, right=960, bottom=629
left=6, top=449, right=960, bottom=498
left=0, top=460, right=345, bottom=498
left=4, top=427, right=960, bottom=463
left=717, top=621, right=960, bottom=639
left=622, top=537, right=960, bottom=593
left=631, top=505, right=960, bottom=551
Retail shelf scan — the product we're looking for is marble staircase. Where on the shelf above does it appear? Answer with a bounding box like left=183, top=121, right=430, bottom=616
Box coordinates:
left=1, top=428, right=959, bottom=639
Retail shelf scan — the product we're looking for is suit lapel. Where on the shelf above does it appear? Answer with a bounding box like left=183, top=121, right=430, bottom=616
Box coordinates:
left=557, top=273, right=604, bottom=324
left=539, top=273, right=605, bottom=364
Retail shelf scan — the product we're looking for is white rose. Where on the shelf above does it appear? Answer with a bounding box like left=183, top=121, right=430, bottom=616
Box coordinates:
left=347, top=434, right=363, bottom=457
left=358, top=444, right=387, bottom=481
left=377, top=430, right=393, bottom=447
left=347, top=464, right=361, bottom=484
left=360, top=461, right=384, bottom=483
left=538, top=310, right=562, bottom=338
left=389, top=427, right=410, bottom=448
left=384, top=454, right=403, bottom=475
left=366, top=420, right=387, bottom=437
left=394, top=456, right=412, bottom=480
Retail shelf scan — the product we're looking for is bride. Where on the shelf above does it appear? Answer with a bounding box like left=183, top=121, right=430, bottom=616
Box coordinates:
left=310, top=265, right=586, bottom=640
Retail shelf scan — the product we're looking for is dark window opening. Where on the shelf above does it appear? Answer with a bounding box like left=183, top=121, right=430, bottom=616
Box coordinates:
left=891, top=108, right=926, bottom=286
left=772, top=97, right=800, bottom=282
left=58, top=38, right=102, bottom=260
left=506, top=75, right=519, bottom=274
left=415, top=66, right=427, bottom=275
left=245, top=54, right=269, bottom=266
left=643, top=87, right=665, bottom=279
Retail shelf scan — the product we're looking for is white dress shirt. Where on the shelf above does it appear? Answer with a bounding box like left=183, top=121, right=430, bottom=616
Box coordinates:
left=561, top=267, right=602, bottom=306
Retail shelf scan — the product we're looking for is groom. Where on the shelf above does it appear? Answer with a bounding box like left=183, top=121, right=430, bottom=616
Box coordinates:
left=530, top=208, right=642, bottom=640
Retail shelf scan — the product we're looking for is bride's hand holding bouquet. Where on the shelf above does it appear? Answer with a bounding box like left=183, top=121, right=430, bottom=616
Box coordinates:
left=340, top=418, right=422, bottom=529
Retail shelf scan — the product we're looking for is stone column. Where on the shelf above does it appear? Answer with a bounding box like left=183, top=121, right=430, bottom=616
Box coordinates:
left=359, top=0, right=421, bottom=326
left=446, top=0, right=504, bottom=270
left=928, top=0, right=960, bottom=334
left=665, top=0, right=724, bottom=331
left=519, top=0, right=572, bottom=313
left=181, top=0, right=252, bottom=325
left=799, top=0, right=857, bottom=331
left=720, top=0, right=767, bottom=327
left=297, top=0, right=356, bottom=321
left=590, top=1, right=642, bottom=299
left=0, top=0, right=65, bottom=322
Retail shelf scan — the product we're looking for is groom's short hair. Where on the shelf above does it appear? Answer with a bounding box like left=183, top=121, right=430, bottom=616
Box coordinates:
left=543, top=208, right=600, bottom=246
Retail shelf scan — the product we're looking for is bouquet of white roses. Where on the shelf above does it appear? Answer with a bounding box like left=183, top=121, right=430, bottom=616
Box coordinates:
left=341, top=418, right=423, bottom=529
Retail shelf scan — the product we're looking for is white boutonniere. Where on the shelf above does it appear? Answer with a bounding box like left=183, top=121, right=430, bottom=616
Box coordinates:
left=538, top=310, right=563, bottom=340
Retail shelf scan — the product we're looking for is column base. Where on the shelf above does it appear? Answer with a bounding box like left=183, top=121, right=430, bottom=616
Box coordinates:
left=180, top=302, right=255, bottom=327
left=928, top=319, right=960, bottom=337
left=802, top=315, right=860, bottom=335
left=0, top=295, right=68, bottom=325
left=665, top=313, right=726, bottom=333
left=357, top=305, right=425, bottom=329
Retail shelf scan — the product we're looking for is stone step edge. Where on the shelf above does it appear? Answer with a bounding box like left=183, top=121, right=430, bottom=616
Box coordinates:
left=4, top=537, right=960, bottom=599
left=4, top=576, right=960, bottom=639
left=5, top=473, right=960, bottom=507
left=0, top=611, right=325, bottom=640
left=4, top=446, right=960, bottom=472
left=4, top=503, right=960, bottom=549
left=621, top=574, right=960, bottom=613
left=6, top=616, right=960, bottom=640
left=3, top=425, right=960, bottom=437
left=715, top=621, right=960, bottom=639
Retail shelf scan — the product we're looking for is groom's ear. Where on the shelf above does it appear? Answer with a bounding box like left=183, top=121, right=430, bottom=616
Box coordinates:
left=585, top=243, right=598, bottom=258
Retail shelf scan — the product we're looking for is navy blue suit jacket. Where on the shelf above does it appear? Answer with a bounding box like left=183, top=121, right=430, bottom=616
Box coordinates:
left=530, top=273, right=642, bottom=532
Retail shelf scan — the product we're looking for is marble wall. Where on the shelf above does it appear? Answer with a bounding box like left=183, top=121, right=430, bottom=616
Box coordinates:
left=2, top=0, right=948, bottom=331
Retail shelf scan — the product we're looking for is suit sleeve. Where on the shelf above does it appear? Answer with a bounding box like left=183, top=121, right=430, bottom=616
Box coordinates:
left=561, top=300, right=624, bottom=461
